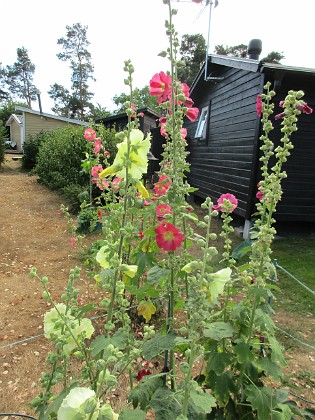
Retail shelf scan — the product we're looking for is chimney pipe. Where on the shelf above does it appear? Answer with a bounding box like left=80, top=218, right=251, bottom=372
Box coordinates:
left=247, top=39, right=262, bottom=60
left=36, top=89, right=43, bottom=114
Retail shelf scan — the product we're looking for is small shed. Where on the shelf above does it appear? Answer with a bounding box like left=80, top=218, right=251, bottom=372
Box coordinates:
left=96, top=107, right=160, bottom=135
left=184, top=54, right=315, bottom=226
left=6, top=106, right=88, bottom=152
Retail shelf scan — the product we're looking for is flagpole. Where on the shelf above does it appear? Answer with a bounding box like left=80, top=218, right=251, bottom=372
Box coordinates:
left=204, top=0, right=213, bottom=81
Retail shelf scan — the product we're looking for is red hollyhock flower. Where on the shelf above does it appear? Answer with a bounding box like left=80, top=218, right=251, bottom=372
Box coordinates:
left=136, top=369, right=151, bottom=381
left=154, top=175, right=171, bottom=195
left=256, top=95, right=263, bottom=117
left=149, top=71, right=172, bottom=104
left=185, top=107, right=199, bottom=122
left=155, top=222, right=184, bottom=251
left=296, top=103, right=313, bottom=114
left=84, top=128, right=96, bottom=141
left=156, top=203, right=172, bottom=220
left=256, top=182, right=264, bottom=201
left=97, top=209, right=103, bottom=219
left=138, top=231, right=144, bottom=239
left=212, top=193, right=238, bottom=213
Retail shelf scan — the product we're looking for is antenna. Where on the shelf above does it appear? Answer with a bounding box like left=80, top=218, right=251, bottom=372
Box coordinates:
left=204, top=0, right=215, bottom=81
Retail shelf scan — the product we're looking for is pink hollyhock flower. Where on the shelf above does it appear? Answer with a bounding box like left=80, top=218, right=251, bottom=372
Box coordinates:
left=160, top=123, right=167, bottom=137
left=104, top=150, right=110, bottom=157
left=256, top=95, right=263, bottom=117
left=91, top=165, right=103, bottom=178
left=97, top=179, right=109, bottom=191
left=56, top=209, right=62, bottom=215
left=212, top=193, right=238, bottom=213
left=149, top=71, right=172, bottom=104
left=130, top=103, right=136, bottom=118
left=192, top=0, right=203, bottom=3
left=180, top=128, right=187, bottom=140
left=154, top=175, right=171, bottom=195
left=155, top=222, right=184, bottom=251
left=84, top=128, right=96, bottom=141
left=93, top=139, right=102, bottom=154
left=138, top=112, right=144, bottom=117
left=275, top=112, right=285, bottom=120
left=156, top=203, right=172, bottom=220
left=71, top=236, right=76, bottom=247
left=181, top=83, right=190, bottom=98
left=136, top=369, right=151, bottom=381
left=185, top=107, right=199, bottom=122
left=296, top=103, right=313, bottom=114
left=112, top=177, right=123, bottom=191
left=256, top=182, right=265, bottom=201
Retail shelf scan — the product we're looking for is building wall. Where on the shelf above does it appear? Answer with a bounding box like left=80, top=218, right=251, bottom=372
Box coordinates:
left=11, top=119, right=22, bottom=151
left=186, top=67, right=263, bottom=218
left=24, top=113, right=74, bottom=139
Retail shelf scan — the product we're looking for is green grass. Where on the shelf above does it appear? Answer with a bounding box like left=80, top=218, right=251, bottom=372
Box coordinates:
left=271, top=237, right=315, bottom=315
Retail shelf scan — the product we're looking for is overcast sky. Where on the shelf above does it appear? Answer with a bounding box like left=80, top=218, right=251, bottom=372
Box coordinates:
left=1, top=0, right=314, bottom=114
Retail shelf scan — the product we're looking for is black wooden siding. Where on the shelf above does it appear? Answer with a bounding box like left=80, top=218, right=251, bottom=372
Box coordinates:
left=186, top=67, right=263, bottom=218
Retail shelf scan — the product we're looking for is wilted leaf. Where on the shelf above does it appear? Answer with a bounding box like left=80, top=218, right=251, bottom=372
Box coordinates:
left=137, top=299, right=156, bottom=322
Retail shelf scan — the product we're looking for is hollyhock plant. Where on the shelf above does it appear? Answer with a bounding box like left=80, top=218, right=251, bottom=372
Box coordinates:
left=185, top=106, right=199, bottom=121
left=256, top=182, right=264, bottom=201
left=136, top=369, right=151, bottom=381
left=149, top=71, right=172, bottom=103
left=99, top=129, right=151, bottom=180
left=256, top=94, right=263, bottom=117
left=155, top=221, right=184, bottom=251
left=156, top=203, right=172, bottom=220
left=212, top=193, right=238, bottom=212
left=154, top=175, right=171, bottom=195
left=84, top=128, right=96, bottom=141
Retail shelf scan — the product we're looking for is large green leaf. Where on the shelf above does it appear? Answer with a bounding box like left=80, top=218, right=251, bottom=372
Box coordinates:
left=203, top=322, right=235, bottom=341
left=206, top=350, right=232, bottom=376
left=90, top=330, right=127, bottom=357
left=126, top=284, right=160, bottom=300
left=150, top=386, right=182, bottom=420
left=245, top=385, right=275, bottom=420
left=133, top=249, right=156, bottom=277
left=256, top=357, right=283, bottom=381
left=190, top=390, right=216, bottom=414
left=205, top=371, right=236, bottom=404
left=269, top=336, right=286, bottom=367
left=231, top=239, right=253, bottom=260
left=143, top=331, right=177, bottom=360
left=234, top=340, right=254, bottom=363
left=271, top=404, right=293, bottom=420
left=118, top=407, right=147, bottom=420
left=129, top=376, right=163, bottom=411
left=146, top=265, right=171, bottom=284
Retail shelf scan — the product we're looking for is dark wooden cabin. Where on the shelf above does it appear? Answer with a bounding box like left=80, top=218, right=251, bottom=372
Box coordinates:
left=96, top=107, right=160, bottom=135
left=184, top=54, right=315, bottom=227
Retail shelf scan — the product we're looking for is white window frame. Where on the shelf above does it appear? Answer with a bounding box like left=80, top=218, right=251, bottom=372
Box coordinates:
left=194, top=106, right=208, bottom=139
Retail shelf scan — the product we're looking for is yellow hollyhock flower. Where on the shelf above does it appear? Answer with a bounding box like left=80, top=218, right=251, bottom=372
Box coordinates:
left=136, top=181, right=149, bottom=198
left=96, top=246, right=112, bottom=269
left=99, top=129, right=151, bottom=180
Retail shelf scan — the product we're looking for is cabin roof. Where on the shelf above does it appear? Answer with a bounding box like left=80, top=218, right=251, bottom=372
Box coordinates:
left=191, top=54, right=315, bottom=91
left=95, top=107, right=161, bottom=124
left=15, top=106, right=89, bottom=126
left=6, top=113, right=23, bottom=126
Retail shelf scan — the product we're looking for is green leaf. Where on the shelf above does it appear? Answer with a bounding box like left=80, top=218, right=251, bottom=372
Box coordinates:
left=271, top=404, right=293, bottom=420
left=190, top=390, right=216, bottom=414
left=269, top=336, right=286, bottom=367
left=231, top=240, right=253, bottom=260
left=256, top=358, right=283, bottom=381
left=90, top=330, right=127, bottom=357
left=245, top=385, right=275, bottom=420
left=206, top=349, right=232, bottom=376
left=146, top=265, right=171, bottom=285
left=76, top=303, right=97, bottom=318
left=234, top=340, right=254, bottom=363
left=205, top=371, right=236, bottom=404
left=118, top=407, right=147, bottom=419
left=133, top=249, right=156, bottom=276
left=126, top=284, right=160, bottom=300
left=129, top=376, right=163, bottom=410
left=150, top=386, right=182, bottom=420
left=143, top=332, right=177, bottom=360
left=203, top=322, right=235, bottom=341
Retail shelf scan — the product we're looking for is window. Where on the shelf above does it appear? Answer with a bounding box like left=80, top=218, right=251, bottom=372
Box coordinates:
left=194, top=106, right=208, bottom=139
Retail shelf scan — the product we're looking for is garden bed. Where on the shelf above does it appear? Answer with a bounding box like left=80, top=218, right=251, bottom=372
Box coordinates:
left=0, top=155, right=314, bottom=416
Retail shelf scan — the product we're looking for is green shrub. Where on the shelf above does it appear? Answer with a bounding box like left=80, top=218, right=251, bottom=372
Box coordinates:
left=34, top=125, right=88, bottom=190
left=61, top=183, right=89, bottom=214
left=0, top=121, right=7, bottom=166
left=22, top=130, right=47, bottom=170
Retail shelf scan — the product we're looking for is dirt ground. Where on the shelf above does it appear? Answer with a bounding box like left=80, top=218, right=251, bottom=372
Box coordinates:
left=0, top=154, right=314, bottom=416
